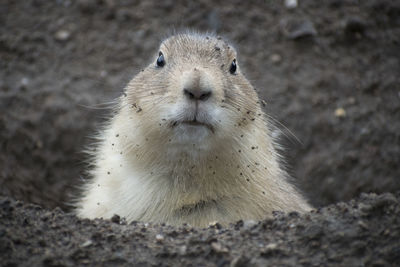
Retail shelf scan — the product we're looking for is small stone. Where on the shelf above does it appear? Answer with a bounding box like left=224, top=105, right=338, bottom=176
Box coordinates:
left=347, top=97, right=356, bottom=104
left=284, top=0, right=298, bottom=9
left=155, top=234, right=164, bottom=242
left=243, top=220, right=257, bottom=229
left=20, top=77, right=29, bottom=88
left=211, top=241, right=229, bottom=253
left=119, top=217, right=127, bottom=225
left=260, top=243, right=280, bottom=257
left=357, top=220, right=368, bottom=230
left=80, top=240, right=93, bottom=248
left=383, top=229, right=390, bottom=236
left=179, top=245, right=187, bottom=255
left=208, top=221, right=222, bottom=229
left=100, top=70, right=107, bottom=78
left=54, top=30, right=71, bottom=41
left=281, top=19, right=317, bottom=40
left=111, top=214, right=120, bottom=224
left=35, top=140, right=43, bottom=149
left=270, top=54, right=282, bottom=63
left=230, top=255, right=252, bottom=267
left=265, top=243, right=278, bottom=250
left=334, top=107, right=346, bottom=118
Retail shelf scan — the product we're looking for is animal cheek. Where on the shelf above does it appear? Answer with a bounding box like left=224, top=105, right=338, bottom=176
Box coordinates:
left=161, top=102, right=180, bottom=116
left=212, top=108, right=232, bottom=127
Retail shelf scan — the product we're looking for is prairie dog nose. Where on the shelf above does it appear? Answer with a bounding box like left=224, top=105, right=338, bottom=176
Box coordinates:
left=182, top=68, right=213, bottom=101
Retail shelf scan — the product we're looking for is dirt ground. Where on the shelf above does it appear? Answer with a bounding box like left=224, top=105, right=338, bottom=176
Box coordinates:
left=2, top=193, right=400, bottom=266
left=0, top=0, right=399, bottom=266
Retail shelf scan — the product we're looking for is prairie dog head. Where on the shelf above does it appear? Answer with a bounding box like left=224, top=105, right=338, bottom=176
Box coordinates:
left=121, top=33, right=262, bottom=157
left=78, top=33, right=313, bottom=225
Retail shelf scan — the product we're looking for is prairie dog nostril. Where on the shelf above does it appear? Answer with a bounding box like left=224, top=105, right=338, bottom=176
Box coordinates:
left=183, top=88, right=212, bottom=101
left=183, top=89, right=195, bottom=99
left=199, top=91, right=212, bottom=101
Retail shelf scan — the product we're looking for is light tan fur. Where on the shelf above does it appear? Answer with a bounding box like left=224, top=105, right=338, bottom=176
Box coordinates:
left=76, top=32, right=311, bottom=227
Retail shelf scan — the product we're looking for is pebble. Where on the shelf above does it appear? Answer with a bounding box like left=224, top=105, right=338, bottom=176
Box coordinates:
left=285, top=0, right=298, bottom=9
left=208, top=221, right=223, bottom=229
left=100, top=70, right=107, bottom=78
left=54, top=30, right=71, bottom=41
left=179, top=245, right=187, bottom=255
left=211, top=241, right=229, bottom=253
left=334, top=107, right=346, bottom=118
left=260, top=243, right=279, bottom=256
left=111, top=214, right=120, bottom=224
left=281, top=19, right=317, bottom=40
left=20, top=77, right=29, bottom=89
left=270, top=54, right=282, bottom=63
left=230, top=255, right=253, bottom=267
left=80, top=240, right=93, bottom=247
left=243, top=220, right=257, bottom=230
left=357, top=220, right=368, bottom=230
left=347, top=97, right=356, bottom=104
left=265, top=243, right=278, bottom=250
left=155, top=234, right=164, bottom=242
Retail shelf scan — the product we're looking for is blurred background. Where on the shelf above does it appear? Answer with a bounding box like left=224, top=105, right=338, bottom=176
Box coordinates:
left=0, top=0, right=399, bottom=211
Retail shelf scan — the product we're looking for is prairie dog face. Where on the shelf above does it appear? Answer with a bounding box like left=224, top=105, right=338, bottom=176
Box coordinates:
left=124, top=33, right=260, bottom=154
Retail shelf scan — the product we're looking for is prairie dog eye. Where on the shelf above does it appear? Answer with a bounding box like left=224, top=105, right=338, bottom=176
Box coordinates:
left=156, top=52, right=165, bottom=67
left=229, top=59, right=237, bottom=74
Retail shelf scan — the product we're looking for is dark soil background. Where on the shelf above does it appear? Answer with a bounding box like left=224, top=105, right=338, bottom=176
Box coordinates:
left=1, top=0, right=399, bottom=266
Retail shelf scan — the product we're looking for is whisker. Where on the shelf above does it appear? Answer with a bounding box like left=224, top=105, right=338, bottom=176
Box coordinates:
left=267, top=115, right=303, bottom=146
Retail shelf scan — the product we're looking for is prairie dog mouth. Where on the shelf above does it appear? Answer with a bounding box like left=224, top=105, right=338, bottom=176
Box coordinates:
left=173, top=120, right=215, bottom=133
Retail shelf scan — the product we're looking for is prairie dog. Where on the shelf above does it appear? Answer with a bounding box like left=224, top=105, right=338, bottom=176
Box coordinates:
left=76, top=32, right=311, bottom=227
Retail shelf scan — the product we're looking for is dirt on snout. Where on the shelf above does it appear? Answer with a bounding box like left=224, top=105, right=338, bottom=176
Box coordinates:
left=1, top=0, right=400, bottom=266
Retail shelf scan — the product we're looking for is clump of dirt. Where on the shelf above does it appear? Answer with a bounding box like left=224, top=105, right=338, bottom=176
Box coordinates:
left=1, top=192, right=399, bottom=266
left=1, top=0, right=399, bottom=210
left=1, top=0, right=400, bottom=265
